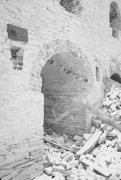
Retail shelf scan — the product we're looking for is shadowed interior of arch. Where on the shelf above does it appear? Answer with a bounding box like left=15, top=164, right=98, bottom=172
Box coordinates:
left=110, top=73, right=121, bottom=84
left=109, top=1, right=121, bottom=38
left=40, top=51, right=92, bottom=136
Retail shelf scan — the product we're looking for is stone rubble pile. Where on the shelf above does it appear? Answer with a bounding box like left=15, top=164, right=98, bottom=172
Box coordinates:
left=43, top=124, right=121, bottom=180
left=42, top=85, right=121, bottom=180
left=102, top=85, right=121, bottom=118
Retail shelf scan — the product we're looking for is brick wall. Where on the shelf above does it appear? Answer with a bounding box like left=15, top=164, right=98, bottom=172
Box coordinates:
left=0, top=0, right=121, bottom=179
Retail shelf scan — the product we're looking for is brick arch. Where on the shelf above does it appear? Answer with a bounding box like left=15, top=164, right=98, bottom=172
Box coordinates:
left=30, top=39, right=94, bottom=92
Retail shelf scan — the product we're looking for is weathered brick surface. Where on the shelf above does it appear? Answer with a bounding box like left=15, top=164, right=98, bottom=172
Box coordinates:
left=0, top=0, right=121, bottom=179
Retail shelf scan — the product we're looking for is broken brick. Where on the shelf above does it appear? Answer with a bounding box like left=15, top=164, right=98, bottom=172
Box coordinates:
left=117, top=142, right=121, bottom=152
left=70, top=145, right=80, bottom=153
left=44, top=166, right=53, bottom=175
left=63, top=153, right=74, bottom=162
left=53, top=165, right=65, bottom=174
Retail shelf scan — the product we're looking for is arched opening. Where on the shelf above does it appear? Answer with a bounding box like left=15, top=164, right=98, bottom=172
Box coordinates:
left=41, top=51, right=92, bottom=136
left=110, top=73, right=121, bottom=83
left=109, top=1, right=121, bottom=38
left=60, top=0, right=83, bottom=15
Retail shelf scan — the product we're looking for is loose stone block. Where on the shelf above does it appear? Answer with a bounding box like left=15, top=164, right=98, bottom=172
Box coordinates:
left=63, top=153, right=74, bottom=162
left=73, top=135, right=83, bottom=141
left=70, top=145, right=80, bottom=153
left=53, top=165, right=65, bottom=174
left=44, top=167, right=53, bottom=175
left=117, top=142, right=121, bottom=152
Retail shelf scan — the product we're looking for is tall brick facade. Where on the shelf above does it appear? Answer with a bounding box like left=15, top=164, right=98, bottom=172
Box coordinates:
left=0, top=0, right=121, bottom=179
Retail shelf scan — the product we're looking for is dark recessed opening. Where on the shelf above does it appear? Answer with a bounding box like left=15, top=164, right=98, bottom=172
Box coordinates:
left=10, top=47, right=24, bottom=71
left=41, top=51, right=90, bottom=136
left=96, top=67, right=100, bottom=81
left=84, top=78, right=88, bottom=82
left=110, top=73, right=121, bottom=83
left=109, top=2, right=121, bottom=38
left=60, top=0, right=83, bottom=15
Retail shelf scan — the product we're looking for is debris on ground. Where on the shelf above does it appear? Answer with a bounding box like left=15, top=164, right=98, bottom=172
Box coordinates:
left=42, top=85, right=121, bottom=180
left=102, top=85, right=121, bottom=118
left=43, top=124, right=121, bottom=180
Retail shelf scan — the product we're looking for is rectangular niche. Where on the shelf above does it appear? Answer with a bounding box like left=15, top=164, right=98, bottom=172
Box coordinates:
left=7, top=24, right=28, bottom=42
left=10, top=47, right=24, bottom=70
